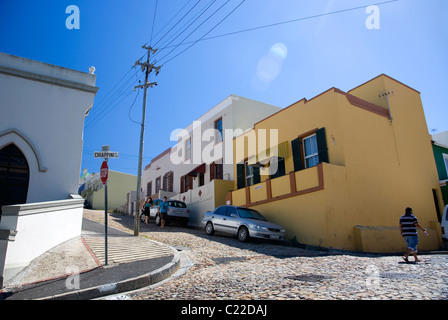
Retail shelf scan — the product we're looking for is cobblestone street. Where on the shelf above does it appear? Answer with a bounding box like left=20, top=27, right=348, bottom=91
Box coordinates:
left=83, top=210, right=448, bottom=300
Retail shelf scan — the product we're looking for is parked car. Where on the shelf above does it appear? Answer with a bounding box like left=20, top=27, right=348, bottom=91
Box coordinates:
left=140, top=199, right=190, bottom=226
left=442, top=204, right=448, bottom=242
left=202, top=205, right=286, bottom=242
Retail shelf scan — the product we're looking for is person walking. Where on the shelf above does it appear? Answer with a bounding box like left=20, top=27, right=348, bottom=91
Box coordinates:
left=158, top=196, right=169, bottom=229
left=399, top=207, right=428, bottom=263
left=143, top=197, right=154, bottom=225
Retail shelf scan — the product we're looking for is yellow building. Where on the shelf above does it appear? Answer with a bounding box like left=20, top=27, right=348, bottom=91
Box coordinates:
left=86, top=170, right=137, bottom=211
left=228, top=74, right=443, bottom=253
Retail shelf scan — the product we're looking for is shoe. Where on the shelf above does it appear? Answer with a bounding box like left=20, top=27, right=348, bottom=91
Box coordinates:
left=402, top=256, right=409, bottom=263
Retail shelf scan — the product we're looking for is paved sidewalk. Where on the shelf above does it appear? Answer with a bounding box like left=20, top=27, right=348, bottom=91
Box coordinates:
left=0, top=217, right=180, bottom=300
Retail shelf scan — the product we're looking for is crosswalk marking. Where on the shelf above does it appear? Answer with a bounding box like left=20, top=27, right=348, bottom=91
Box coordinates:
left=82, top=235, right=173, bottom=265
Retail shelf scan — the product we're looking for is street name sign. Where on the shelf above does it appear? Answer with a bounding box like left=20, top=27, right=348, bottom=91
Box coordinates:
left=94, top=151, right=119, bottom=158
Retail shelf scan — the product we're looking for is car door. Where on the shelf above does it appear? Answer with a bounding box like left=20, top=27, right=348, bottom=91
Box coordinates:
left=150, top=200, right=161, bottom=219
left=210, top=206, right=227, bottom=232
left=221, top=206, right=240, bottom=235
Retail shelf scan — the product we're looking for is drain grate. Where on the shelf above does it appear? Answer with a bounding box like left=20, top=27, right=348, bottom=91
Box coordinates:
left=285, top=274, right=328, bottom=282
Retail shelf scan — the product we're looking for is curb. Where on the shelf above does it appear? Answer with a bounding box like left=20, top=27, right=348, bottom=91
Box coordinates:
left=38, top=245, right=181, bottom=300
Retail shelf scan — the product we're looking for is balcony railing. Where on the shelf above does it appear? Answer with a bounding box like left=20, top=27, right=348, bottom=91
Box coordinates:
left=230, top=163, right=324, bottom=207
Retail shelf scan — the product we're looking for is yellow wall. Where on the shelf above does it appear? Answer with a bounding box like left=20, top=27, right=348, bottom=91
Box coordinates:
left=91, top=171, right=137, bottom=211
left=231, top=75, right=443, bottom=253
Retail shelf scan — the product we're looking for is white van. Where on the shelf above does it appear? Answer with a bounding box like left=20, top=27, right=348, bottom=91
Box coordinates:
left=442, top=205, right=448, bottom=242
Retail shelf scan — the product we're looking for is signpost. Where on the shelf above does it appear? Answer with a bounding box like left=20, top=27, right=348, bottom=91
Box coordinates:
left=94, top=145, right=118, bottom=266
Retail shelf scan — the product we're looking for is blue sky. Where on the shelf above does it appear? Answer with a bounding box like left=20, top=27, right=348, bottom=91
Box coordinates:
left=1, top=0, right=447, bottom=176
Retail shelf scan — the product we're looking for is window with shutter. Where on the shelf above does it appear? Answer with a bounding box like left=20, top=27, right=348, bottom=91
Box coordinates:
left=303, top=134, right=319, bottom=168
left=237, top=163, right=244, bottom=189
left=210, top=162, right=215, bottom=181
left=316, top=127, right=329, bottom=164
left=291, top=127, right=328, bottom=172
left=291, top=138, right=303, bottom=172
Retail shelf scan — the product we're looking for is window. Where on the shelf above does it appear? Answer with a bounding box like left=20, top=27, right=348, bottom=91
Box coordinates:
left=198, top=172, right=204, bottom=187
left=245, top=161, right=254, bottom=186
left=181, top=174, right=193, bottom=193
left=270, top=157, right=286, bottom=179
left=303, top=134, right=319, bottom=168
left=226, top=206, right=237, bottom=217
left=215, top=206, right=227, bottom=216
left=291, top=127, right=328, bottom=172
left=147, top=181, right=152, bottom=196
left=210, top=162, right=223, bottom=181
left=443, top=154, right=448, bottom=177
left=167, top=200, right=187, bottom=208
left=155, top=177, right=161, bottom=194
left=236, top=161, right=260, bottom=189
left=0, top=144, right=30, bottom=216
left=163, top=171, right=173, bottom=192
left=215, top=118, right=223, bottom=143
left=185, top=139, right=191, bottom=161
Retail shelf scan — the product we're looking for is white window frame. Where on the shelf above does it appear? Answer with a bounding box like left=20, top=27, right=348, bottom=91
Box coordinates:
left=215, top=118, right=223, bottom=143
left=303, top=134, right=319, bottom=168
left=443, top=153, right=448, bottom=177
left=244, top=161, right=254, bottom=187
left=185, top=138, right=191, bottom=162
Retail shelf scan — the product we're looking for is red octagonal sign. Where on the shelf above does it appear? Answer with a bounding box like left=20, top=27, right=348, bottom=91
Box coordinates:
left=100, top=161, right=108, bottom=185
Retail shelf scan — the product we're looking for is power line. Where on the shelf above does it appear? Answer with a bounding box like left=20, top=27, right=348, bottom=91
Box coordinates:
left=149, top=0, right=159, bottom=46
left=85, top=70, right=143, bottom=130
left=84, top=67, right=134, bottom=122
left=160, top=0, right=398, bottom=51
left=156, top=0, right=233, bottom=64
left=151, top=0, right=218, bottom=61
left=159, top=0, right=246, bottom=65
left=151, top=0, right=202, bottom=49
left=144, top=0, right=195, bottom=48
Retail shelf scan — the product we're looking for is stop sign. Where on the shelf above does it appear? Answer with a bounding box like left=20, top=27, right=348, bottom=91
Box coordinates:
left=100, top=161, right=108, bottom=185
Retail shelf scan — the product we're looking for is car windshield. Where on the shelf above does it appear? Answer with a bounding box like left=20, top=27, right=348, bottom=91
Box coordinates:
left=237, top=208, right=267, bottom=221
left=168, top=201, right=187, bottom=208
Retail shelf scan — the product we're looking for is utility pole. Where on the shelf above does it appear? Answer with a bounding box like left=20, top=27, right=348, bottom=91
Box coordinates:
left=133, top=45, right=160, bottom=236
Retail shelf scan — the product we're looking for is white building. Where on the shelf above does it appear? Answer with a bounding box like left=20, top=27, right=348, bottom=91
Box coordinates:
left=0, top=53, right=98, bottom=287
left=141, top=95, right=281, bottom=226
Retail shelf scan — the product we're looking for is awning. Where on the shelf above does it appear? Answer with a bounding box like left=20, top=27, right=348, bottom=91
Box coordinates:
left=188, top=163, right=206, bottom=177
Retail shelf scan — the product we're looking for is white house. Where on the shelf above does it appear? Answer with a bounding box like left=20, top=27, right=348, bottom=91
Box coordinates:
left=0, top=53, right=98, bottom=287
left=141, top=95, right=281, bottom=226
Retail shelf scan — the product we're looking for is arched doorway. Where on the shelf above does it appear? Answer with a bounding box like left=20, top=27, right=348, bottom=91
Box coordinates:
left=0, top=144, right=30, bottom=217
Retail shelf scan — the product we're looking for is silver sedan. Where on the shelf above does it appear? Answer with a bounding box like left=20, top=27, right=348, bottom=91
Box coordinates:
left=202, top=205, right=286, bottom=242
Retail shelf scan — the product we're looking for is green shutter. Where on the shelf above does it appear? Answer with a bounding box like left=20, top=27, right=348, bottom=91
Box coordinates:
left=291, top=138, right=302, bottom=172
left=253, top=166, right=261, bottom=184
left=237, top=163, right=244, bottom=189
left=316, top=127, right=329, bottom=163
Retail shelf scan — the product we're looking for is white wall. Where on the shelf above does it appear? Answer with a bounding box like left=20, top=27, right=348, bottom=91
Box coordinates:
left=1, top=195, right=85, bottom=285
left=0, top=53, right=98, bottom=203
left=0, top=53, right=98, bottom=287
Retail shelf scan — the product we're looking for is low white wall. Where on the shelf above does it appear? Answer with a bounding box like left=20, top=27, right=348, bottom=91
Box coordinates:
left=0, top=194, right=84, bottom=286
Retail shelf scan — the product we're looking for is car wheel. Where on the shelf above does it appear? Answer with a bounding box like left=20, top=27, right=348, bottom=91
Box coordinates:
left=205, top=221, right=215, bottom=235
left=155, top=214, right=161, bottom=226
left=140, top=213, right=146, bottom=224
left=238, top=226, right=249, bottom=242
